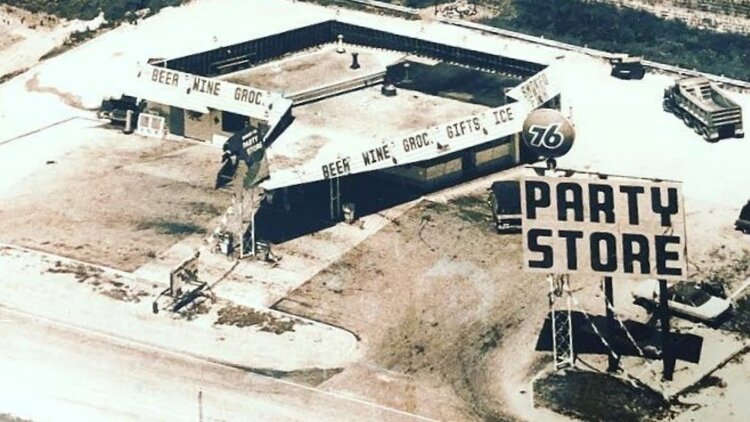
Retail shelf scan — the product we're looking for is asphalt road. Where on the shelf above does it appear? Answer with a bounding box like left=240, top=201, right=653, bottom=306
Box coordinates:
left=0, top=307, right=435, bottom=422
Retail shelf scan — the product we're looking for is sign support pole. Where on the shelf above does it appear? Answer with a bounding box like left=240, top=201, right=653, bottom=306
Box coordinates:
left=604, top=276, right=619, bottom=372
left=250, top=187, right=256, bottom=257
left=239, top=188, right=244, bottom=259
left=659, top=278, right=674, bottom=381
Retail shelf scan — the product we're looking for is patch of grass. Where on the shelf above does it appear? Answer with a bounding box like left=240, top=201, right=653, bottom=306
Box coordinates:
left=705, top=249, right=750, bottom=286
left=457, top=209, right=490, bottom=224
left=534, top=370, right=669, bottom=422
left=137, top=220, right=206, bottom=236
left=448, top=195, right=487, bottom=209
left=681, top=374, right=727, bottom=396
left=421, top=200, right=450, bottom=213
left=215, top=305, right=301, bottom=334
left=249, top=367, right=345, bottom=387
left=448, top=195, right=493, bottom=224
left=298, top=0, right=420, bottom=19
left=48, top=261, right=102, bottom=282
left=723, top=295, right=750, bottom=336
left=484, top=0, right=750, bottom=81
left=0, top=67, right=28, bottom=84
left=188, top=201, right=222, bottom=216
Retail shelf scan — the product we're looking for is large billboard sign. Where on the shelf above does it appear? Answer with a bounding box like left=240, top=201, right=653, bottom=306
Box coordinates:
left=521, top=175, right=687, bottom=280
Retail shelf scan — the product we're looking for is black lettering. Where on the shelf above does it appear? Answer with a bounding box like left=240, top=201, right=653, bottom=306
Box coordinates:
left=556, top=182, right=584, bottom=222
left=362, top=151, right=372, bottom=166
left=151, top=69, right=159, bottom=82
left=619, top=185, right=645, bottom=225
left=234, top=87, right=241, bottom=100
left=192, top=77, right=201, bottom=92
left=622, top=233, right=650, bottom=274
left=590, top=232, right=617, bottom=272
left=524, top=180, right=550, bottom=219
left=336, top=160, right=344, bottom=176
left=405, top=138, right=415, bottom=152
left=446, top=125, right=454, bottom=139
left=342, top=158, right=350, bottom=174
left=255, top=92, right=263, bottom=104
left=655, top=235, right=682, bottom=276
left=527, top=229, right=553, bottom=269
left=559, top=230, right=583, bottom=270
left=472, top=117, right=480, bottom=131
left=651, top=187, right=679, bottom=227
left=322, top=164, right=330, bottom=179
left=589, top=184, right=615, bottom=223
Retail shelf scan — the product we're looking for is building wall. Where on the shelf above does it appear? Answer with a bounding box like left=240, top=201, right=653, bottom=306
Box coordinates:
left=184, top=109, right=224, bottom=142
left=143, top=101, right=259, bottom=143
left=378, top=133, right=520, bottom=190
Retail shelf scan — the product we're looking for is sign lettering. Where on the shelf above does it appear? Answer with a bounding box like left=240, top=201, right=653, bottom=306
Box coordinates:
left=322, top=158, right=351, bottom=179
left=402, top=132, right=431, bottom=153
left=137, top=64, right=275, bottom=120
left=521, top=176, right=687, bottom=279
left=445, top=117, right=482, bottom=139
left=191, top=76, right=221, bottom=96
left=362, top=145, right=391, bottom=166
left=152, top=68, right=179, bottom=86
left=492, top=106, right=514, bottom=125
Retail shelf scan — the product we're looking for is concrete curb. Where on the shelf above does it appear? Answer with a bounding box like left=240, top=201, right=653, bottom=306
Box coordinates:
left=0, top=241, right=362, bottom=345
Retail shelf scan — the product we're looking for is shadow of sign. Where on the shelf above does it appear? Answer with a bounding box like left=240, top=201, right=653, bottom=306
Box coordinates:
left=535, top=311, right=703, bottom=364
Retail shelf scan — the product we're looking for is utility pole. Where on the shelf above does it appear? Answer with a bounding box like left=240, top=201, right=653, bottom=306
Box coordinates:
left=239, top=188, right=244, bottom=259
left=198, top=390, right=203, bottom=422
left=250, top=187, right=256, bottom=256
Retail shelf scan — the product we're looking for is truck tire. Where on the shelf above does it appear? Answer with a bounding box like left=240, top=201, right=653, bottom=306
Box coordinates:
left=682, top=114, right=693, bottom=128
left=703, top=127, right=719, bottom=143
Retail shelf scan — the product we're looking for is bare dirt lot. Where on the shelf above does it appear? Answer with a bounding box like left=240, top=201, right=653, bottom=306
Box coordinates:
left=275, top=195, right=550, bottom=421
left=275, top=178, right=750, bottom=422
left=0, top=126, right=232, bottom=271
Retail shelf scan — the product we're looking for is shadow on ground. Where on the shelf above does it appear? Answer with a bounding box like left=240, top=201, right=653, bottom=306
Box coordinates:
left=535, top=311, right=703, bottom=364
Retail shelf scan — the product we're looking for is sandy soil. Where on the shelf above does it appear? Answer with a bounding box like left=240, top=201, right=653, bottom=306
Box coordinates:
left=275, top=196, right=552, bottom=421
left=0, top=127, right=232, bottom=272
left=221, top=44, right=404, bottom=94
left=0, top=5, right=101, bottom=80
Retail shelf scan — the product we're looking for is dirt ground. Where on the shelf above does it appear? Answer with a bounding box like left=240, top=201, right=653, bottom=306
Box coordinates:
left=221, top=44, right=404, bottom=95
left=274, top=176, right=750, bottom=422
left=275, top=194, right=551, bottom=421
left=0, top=5, right=84, bottom=80
left=0, top=126, right=232, bottom=272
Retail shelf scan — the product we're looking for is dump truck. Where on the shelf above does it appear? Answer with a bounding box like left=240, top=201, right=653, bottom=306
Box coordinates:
left=488, top=180, right=522, bottom=233
left=663, top=77, right=744, bottom=142
left=609, top=55, right=645, bottom=80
